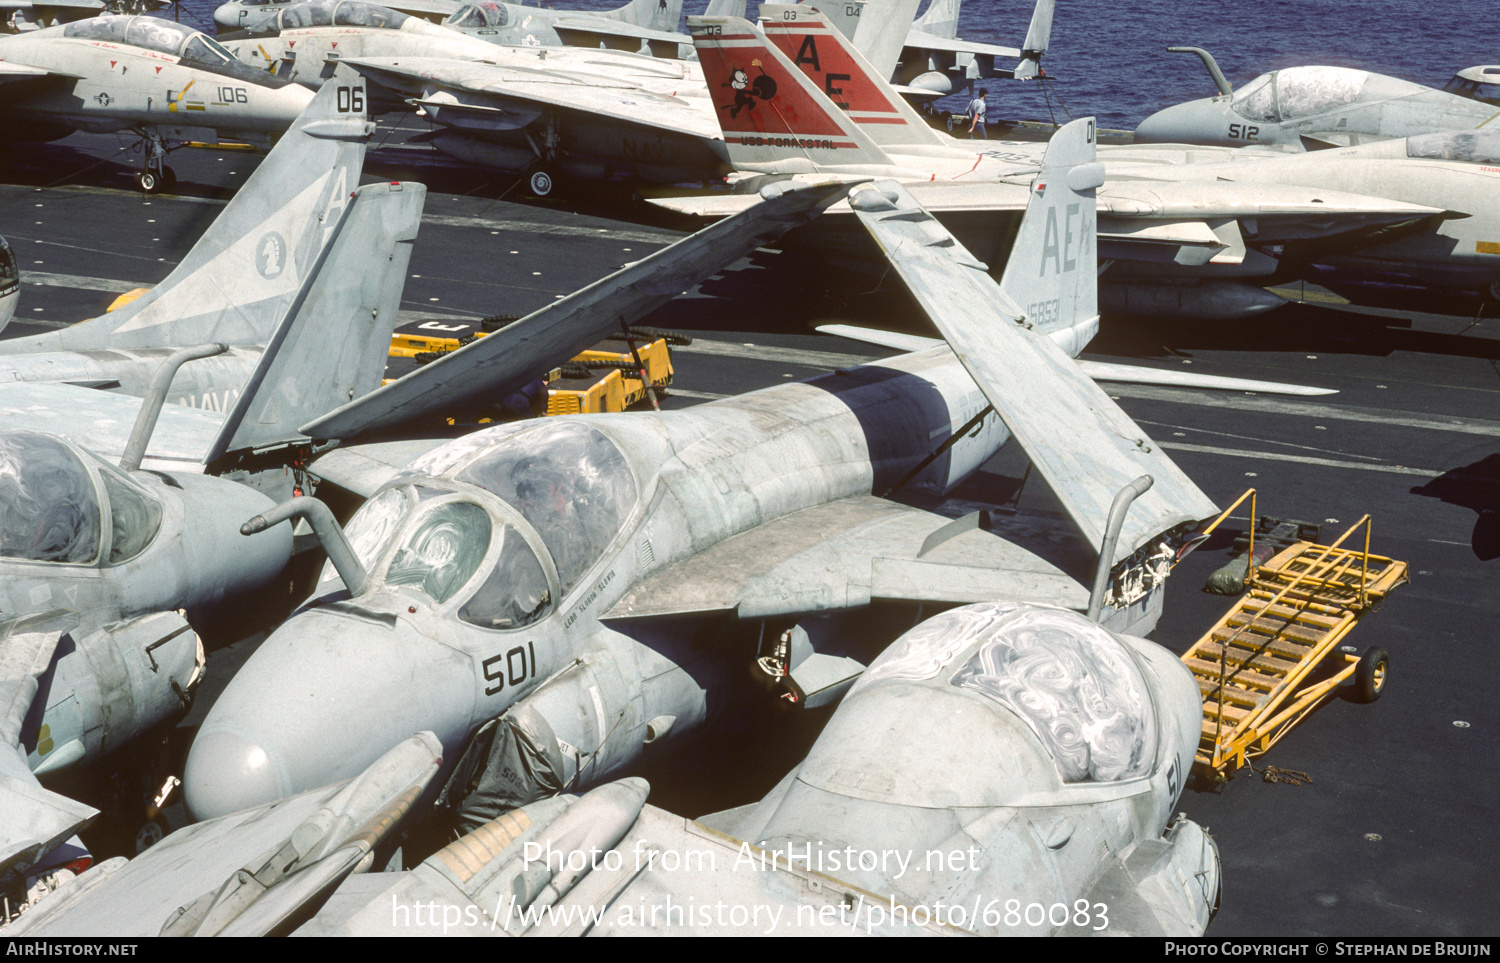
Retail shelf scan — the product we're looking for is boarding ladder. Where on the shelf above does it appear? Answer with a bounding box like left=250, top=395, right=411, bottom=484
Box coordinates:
left=1181, top=491, right=1409, bottom=783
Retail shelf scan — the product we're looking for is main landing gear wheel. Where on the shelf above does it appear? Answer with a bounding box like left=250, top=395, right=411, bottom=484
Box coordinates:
left=136, top=165, right=174, bottom=194
left=1354, top=646, right=1389, bottom=703
left=529, top=168, right=555, bottom=197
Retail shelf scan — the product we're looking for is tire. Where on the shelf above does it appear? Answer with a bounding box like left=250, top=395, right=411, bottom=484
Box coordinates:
left=136, top=170, right=158, bottom=193
left=134, top=818, right=166, bottom=854
left=529, top=168, right=554, bottom=197
left=161, top=165, right=177, bottom=189
left=1354, top=646, right=1388, bottom=703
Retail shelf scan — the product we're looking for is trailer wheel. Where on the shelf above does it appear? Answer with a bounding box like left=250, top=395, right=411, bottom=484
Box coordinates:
left=1354, top=646, right=1388, bottom=703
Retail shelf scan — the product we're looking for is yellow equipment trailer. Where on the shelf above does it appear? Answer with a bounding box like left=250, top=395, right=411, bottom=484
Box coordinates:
left=1182, top=490, right=1409, bottom=785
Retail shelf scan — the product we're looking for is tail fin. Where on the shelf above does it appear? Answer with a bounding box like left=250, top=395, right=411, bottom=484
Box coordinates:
left=848, top=0, right=921, bottom=80
left=1014, top=0, right=1055, bottom=77
left=803, top=0, right=862, bottom=38
left=1021, top=0, right=1055, bottom=57
left=912, top=0, right=958, bottom=38
left=689, top=14, right=896, bottom=173
left=759, top=4, right=948, bottom=150
left=204, top=180, right=425, bottom=465
left=702, top=0, right=747, bottom=16
left=609, top=0, right=683, bottom=32
left=999, top=116, right=1099, bottom=343
left=13, top=65, right=371, bottom=356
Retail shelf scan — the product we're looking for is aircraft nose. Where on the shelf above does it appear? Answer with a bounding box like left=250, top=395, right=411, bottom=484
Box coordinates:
left=182, top=728, right=285, bottom=821
left=1134, top=99, right=1228, bottom=145
left=183, top=601, right=477, bottom=821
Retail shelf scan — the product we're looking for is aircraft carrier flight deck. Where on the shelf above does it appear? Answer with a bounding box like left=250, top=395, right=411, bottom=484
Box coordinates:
left=1, top=121, right=1496, bottom=939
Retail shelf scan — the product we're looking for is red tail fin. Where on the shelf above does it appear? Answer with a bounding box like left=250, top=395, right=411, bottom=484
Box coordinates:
left=688, top=15, right=894, bottom=172
left=759, top=4, right=949, bottom=149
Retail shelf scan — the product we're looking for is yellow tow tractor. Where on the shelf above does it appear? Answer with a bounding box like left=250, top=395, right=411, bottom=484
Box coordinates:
left=1180, top=490, right=1408, bottom=786
left=388, top=316, right=686, bottom=415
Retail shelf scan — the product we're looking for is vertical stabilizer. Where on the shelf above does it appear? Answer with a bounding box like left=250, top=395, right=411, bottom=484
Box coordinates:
left=4, top=65, right=372, bottom=356
left=998, top=116, right=1098, bottom=346
left=702, top=0, right=747, bottom=16
left=912, top=0, right=958, bottom=38
left=803, top=0, right=862, bottom=38
left=1021, top=0, right=1055, bottom=56
left=761, top=4, right=948, bottom=149
left=689, top=14, right=896, bottom=173
left=848, top=0, right=920, bottom=81
left=609, top=0, right=683, bottom=31
left=204, top=181, right=425, bottom=464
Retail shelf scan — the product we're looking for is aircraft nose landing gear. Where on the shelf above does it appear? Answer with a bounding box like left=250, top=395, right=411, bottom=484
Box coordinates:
left=136, top=130, right=178, bottom=195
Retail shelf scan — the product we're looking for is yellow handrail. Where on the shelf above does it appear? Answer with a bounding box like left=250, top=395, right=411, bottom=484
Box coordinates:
left=1206, top=512, right=1374, bottom=766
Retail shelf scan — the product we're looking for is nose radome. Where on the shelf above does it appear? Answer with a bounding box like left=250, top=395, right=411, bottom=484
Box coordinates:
left=182, top=604, right=479, bottom=822
left=183, top=728, right=288, bottom=821
left=1135, top=99, right=1227, bottom=145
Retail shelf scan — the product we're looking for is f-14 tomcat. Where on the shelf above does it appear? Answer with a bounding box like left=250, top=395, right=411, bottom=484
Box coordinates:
left=0, top=15, right=313, bottom=190
left=180, top=117, right=1261, bottom=826
left=667, top=7, right=1500, bottom=318
left=219, top=0, right=723, bottom=194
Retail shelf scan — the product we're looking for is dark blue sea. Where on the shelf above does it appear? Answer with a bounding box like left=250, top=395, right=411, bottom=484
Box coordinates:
left=168, top=0, right=1500, bottom=130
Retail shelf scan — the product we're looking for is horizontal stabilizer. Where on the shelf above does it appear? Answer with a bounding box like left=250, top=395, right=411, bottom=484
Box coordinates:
left=302, top=180, right=854, bottom=440
left=1077, top=360, right=1336, bottom=396
left=0, top=382, right=224, bottom=471
left=815, top=324, right=1337, bottom=395
left=848, top=122, right=1218, bottom=564
left=901, top=30, right=1021, bottom=58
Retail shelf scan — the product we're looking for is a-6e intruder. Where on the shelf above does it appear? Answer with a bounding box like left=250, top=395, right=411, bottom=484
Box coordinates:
left=14, top=122, right=1226, bottom=938
left=182, top=118, right=1225, bottom=830
left=297, top=171, right=1226, bottom=939
left=1135, top=47, right=1500, bottom=150
left=0, top=15, right=313, bottom=191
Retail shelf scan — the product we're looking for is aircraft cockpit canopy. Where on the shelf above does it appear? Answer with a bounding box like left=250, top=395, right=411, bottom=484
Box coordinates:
left=252, top=0, right=410, bottom=33
left=1407, top=129, right=1500, bottom=166
left=1230, top=66, right=1372, bottom=122
left=62, top=16, right=291, bottom=86
left=445, top=2, right=508, bottom=29
left=454, top=420, right=637, bottom=596
left=337, top=484, right=552, bottom=630
left=827, top=602, right=1160, bottom=799
left=338, top=420, right=636, bottom=624
left=945, top=605, right=1158, bottom=783
left=1444, top=66, right=1500, bottom=106
left=0, top=429, right=162, bottom=566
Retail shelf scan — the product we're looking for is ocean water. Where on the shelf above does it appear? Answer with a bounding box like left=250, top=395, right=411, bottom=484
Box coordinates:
left=169, top=0, right=1500, bottom=130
